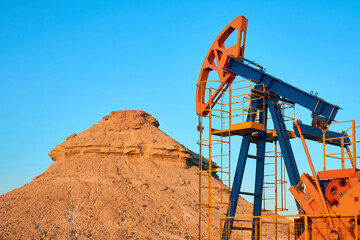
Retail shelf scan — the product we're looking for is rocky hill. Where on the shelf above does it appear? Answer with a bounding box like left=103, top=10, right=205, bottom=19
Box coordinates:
left=0, top=110, right=254, bottom=239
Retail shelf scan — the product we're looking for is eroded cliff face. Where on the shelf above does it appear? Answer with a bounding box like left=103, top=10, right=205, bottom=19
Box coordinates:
left=48, top=110, right=213, bottom=170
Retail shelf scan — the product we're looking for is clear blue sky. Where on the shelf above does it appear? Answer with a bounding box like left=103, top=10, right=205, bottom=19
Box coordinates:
left=1, top=0, right=359, bottom=214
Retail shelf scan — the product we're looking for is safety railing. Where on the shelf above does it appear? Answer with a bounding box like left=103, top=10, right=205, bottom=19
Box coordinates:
left=197, top=78, right=266, bottom=239
left=263, top=141, right=288, bottom=214
left=267, top=101, right=295, bottom=123
left=231, top=79, right=265, bottom=124
left=323, top=120, right=359, bottom=170
left=198, top=79, right=232, bottom=240
left=220, top=213, right=360, bottom=240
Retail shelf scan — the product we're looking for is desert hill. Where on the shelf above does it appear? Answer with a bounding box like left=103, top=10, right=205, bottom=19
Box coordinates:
left=0, top=110, right=254, bottom=239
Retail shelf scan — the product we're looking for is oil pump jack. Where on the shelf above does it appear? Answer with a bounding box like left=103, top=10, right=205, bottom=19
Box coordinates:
left=196, top=16, right=359, bottom=239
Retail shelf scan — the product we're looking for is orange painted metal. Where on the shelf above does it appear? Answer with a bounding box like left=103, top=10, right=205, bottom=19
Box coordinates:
left=346, top=145, right=356, bottom=168
left=289, top=174, right=346, bottom=239
left=291, top=121, right=360, bottom=239
left=289, top=174, right=334, bottom=215
left=325, top=178, right=351, bottom=206
left=196, top=16, right=248, bottom=116
left=331, top=179, right=360, bottom=214
left=318, top=168, right=357, bottom=180
left=294, top=121, right=334, bottom=226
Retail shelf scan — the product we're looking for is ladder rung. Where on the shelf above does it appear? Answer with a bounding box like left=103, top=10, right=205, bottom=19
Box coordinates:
left=239, top=191, right=259, bottom=197
left=231, top=226, right=253, bottom=231
left=247, top=154, right=260, bottom=160
left=210, top=190, right=230, bottom=194
left=211, top=154, right=230, bottom=158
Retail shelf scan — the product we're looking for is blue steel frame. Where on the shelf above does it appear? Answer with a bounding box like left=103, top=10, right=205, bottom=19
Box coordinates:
left=225, top=57, right=340, bottom=124
left=251, top=108, right=267, bottom=240
left=222, top=97, right=262, bottom=238
left=222, top=98, right=301, bottom=240
left=293, top=122, right=350, bottom=146
left=221, top=56, right=343, bottom=239
left=268, top=99, right=301, bottom=187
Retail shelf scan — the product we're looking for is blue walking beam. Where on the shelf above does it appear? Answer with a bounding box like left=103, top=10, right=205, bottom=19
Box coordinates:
left=225, top=56, right=340, bottom=126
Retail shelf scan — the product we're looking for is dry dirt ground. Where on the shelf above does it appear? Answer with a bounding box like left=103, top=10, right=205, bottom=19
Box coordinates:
left=0, top=110, right=258, bottom=239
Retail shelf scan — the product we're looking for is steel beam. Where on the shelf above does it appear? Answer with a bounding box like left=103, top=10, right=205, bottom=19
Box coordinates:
left=252, top=108, right=268, bottom=240
left=293, top=122, right=350, bottom=146
left=222, top=102, right=259, bottom=239
left=226, top=57, right=340, bottom=123
left=268, top=98, right=303, bottom=214
left=222, top=134, right=251, bottom=240
left=268, top=99, right=301, bottom=186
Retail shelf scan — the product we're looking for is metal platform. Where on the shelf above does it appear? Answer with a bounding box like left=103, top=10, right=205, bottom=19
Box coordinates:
left=211, top=121, right=265, bottom=136
left=251, top=130, right=296, bottom=143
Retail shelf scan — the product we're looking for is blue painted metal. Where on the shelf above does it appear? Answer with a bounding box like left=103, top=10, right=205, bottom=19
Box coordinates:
left=225, top=57, right=340, bottom=124
left=247, top=154, right=260, bottom=159
left=219, top=52, right=347, bottom=240
left=222, top=101, right=259, bottom=239
left=268, top=99, right=301, bottom=187
left=239, top=191, right=259, bottom=196
left=222, top=134, right=252, bottom=239
left=222, top=98, right=303, bottom=239
left=252, top=109, right=268, bottom=240
left=268, top=99, right=304, bottom=214
left=293, top=122, right=350, bottom=146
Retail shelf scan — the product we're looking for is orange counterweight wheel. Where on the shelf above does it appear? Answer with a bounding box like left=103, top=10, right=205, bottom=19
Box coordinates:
left=196, top=16, right=248, bottom=116
left=325, top=178, right=351, bottom=206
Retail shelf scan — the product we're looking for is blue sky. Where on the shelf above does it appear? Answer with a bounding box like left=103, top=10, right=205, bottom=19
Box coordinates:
left=1, top=1, right=360, bottom=213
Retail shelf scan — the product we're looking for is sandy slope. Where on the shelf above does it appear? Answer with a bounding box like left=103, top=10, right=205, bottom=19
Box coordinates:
left=0, top=110, right=255, bottom=239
